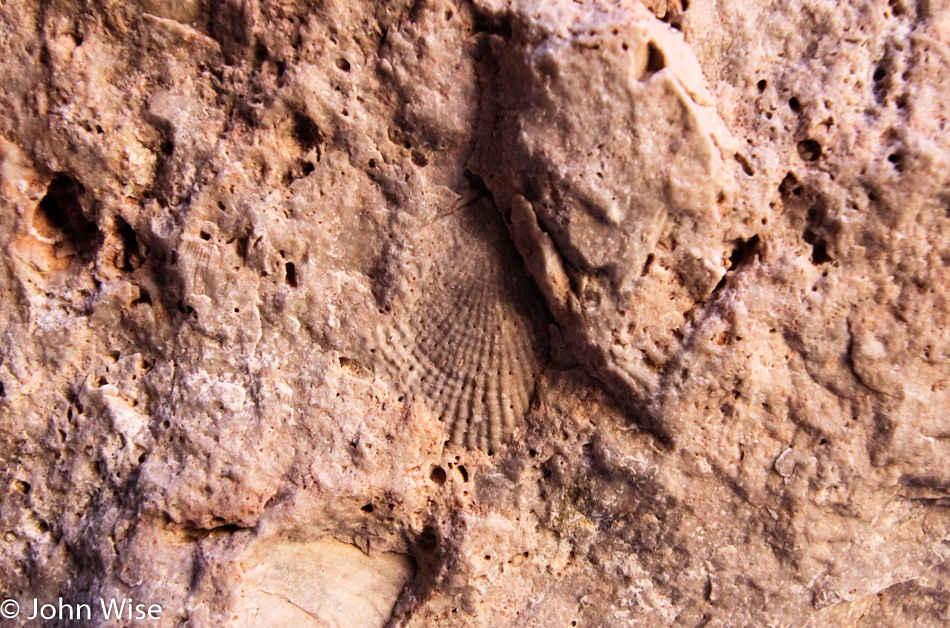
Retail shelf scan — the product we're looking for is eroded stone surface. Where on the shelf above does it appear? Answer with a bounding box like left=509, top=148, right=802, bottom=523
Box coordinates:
left=0, top=0, right=948, bottom=626
left=222, top=537, right=414, bottom=627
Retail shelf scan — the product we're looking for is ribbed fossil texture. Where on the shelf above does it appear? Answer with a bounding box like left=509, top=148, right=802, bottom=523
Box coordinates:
left=372, top=196, right=550, bottom=451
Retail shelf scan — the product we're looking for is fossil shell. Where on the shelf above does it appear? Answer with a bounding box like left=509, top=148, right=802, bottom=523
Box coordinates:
left=371, top=195, right=550, bottom=451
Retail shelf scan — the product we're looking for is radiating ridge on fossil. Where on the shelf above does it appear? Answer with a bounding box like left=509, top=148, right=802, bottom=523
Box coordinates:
left=370, top=196, right=550, bottom=451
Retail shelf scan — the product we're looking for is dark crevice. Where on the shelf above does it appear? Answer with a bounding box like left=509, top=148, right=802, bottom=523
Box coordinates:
left=797, top=139, right=822, bottom=162
left=254, top=41, right=269, bottom=63
left=779, top=172, right=803, bottom=197
left=142, top=114, right=178, bottom=207
left=779, top=173, right=834, bottom=264
left=645, top=42, right=666, bottom=75
left=873, top=55, right=892, bottom=105
left=285, top=262, right=297, bottom=287
left=471, top=11, right=513, bottom=39
left=728, top=235, right=761, bottom=271
left=179, top=522, right=248, bottom=540
left=283, top=160, right=315, bottom=184
left=803, top=205, right=832, bottom=264
left=132, top=289, right=152, bottom=306
left=116, top=216, right=145, bottom=272
left=35, top=174, right=100, bottom=260
left=640, top=253, right=655, bottom=277
left=709, top=235, right=761, bottom=299
left=292, top=112, right=323, bottom=153
left=803, top=230, right=830, bottom=264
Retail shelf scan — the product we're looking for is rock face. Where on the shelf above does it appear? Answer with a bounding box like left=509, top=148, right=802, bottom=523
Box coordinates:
left=0, top=0, right=948, bottom=626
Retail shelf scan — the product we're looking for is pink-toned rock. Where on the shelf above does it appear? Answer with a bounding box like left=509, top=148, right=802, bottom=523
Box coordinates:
left=0, top=1, right=947, bottom=626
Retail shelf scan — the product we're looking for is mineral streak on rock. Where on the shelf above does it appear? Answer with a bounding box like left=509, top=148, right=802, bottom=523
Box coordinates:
left=1, top=0, right=949, bottom=626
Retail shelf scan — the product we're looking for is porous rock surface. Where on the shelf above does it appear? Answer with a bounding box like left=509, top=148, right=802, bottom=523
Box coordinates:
left=1, top=0, right=949, bottom=626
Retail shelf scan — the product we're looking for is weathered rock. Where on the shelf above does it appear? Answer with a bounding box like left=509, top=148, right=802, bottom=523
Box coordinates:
left=0, top=0, right=947, bottom=626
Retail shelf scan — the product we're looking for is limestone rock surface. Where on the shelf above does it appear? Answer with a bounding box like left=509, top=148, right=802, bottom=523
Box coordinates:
left=0, top=0, right=948, bottom=626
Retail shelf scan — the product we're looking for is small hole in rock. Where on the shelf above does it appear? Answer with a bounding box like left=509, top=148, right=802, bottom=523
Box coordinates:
left=804, top=231, right=831, bottom=264
left=116, top=217, right=143, bottom=271
left=797, top=139, right=822, bottom=161
left=285, top=262, right=297, bottom=287
left=646, top=42, right=665, bottom=75
left=640, top=252, right=655, bottom=277
left=133, top=289, right=152, bottom=306
left=34, top=174, right=99, bottom=257
left=789, top=97, right=801, bottom=113
left=361, top=504, right=374, bottom=514
left=293, top=112, right=322, bottom=151
left=418, top=527, right=438, bottom=552
left=735, top=153, right=755, bottom=176
left=160, top=138, right=174, bottom=155
left=255, top=42, right=269, bottom=62
left=335, top=57, right=351, bottom=71
left=888, top=152, right=905, bottom=172
left=757, top=79, right=767, bottom=92
left=728, top=235, right=760, bottom=272
left=430, top=466, right=447, bottom=485
left=779, top=172, right=802, bottom=198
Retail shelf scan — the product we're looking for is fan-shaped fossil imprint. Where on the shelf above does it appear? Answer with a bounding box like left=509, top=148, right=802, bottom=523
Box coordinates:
left=371, top=195, right=550, bottom=451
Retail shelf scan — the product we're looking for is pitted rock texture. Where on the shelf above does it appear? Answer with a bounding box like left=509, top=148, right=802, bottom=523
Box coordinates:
left=470, top=0, right=752, bottom=433
left=1, top=0, right=948, bottom=627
